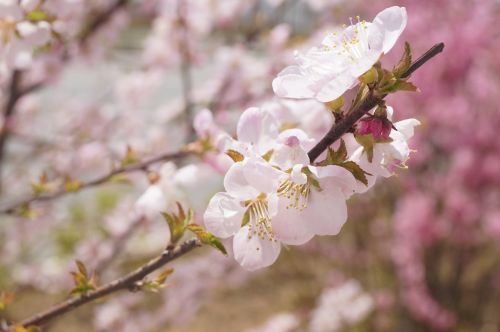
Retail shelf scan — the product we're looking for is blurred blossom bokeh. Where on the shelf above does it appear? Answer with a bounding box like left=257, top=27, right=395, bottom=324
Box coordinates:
left=0, top=0, right=499, bottom=331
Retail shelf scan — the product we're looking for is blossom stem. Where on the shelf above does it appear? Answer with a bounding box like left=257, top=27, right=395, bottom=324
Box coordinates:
left=307, top=42, right=444, bottom=163
left=3, top=239, right=201, bottom=331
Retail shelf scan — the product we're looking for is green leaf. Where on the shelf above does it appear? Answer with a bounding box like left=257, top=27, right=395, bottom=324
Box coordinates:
left=186, top=224, right=227, bottom=255
left=226, top=149, right=244, bottom=162
left=355, top=134, right=375, bottom=163
left=64, top=177, right=81, bottom=192
left=75, top=260, right=88, bottom=277
left=69, top=260, right=97, bottom=296
left=315, top=139, right=348, bottom=166
left=347, top=83, right=370, bottom=114
left=393, top=42, right=412, bottom=78
left=325, top=96, right=344, bottom=111
left=359, top=67, right=378, bottom=84
left=121, top=145, right=139, bottom=166
left=393, top=81, right=419, bottom=92
left=26, top=10, right=48, bottom=22
left=340, top=161, right=371, bottom=186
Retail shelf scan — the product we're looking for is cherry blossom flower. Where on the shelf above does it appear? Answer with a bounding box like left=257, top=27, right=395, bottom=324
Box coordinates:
left=204, top=107, right=358, bottom=270
left=272, top=6, right=407, bottom=102
left=204, top=158, right=283, bottom=271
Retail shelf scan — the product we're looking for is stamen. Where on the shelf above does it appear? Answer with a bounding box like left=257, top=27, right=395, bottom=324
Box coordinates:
left=277, top=179, right=310, bottom=211
left=246, top=198, right=276, bottom=242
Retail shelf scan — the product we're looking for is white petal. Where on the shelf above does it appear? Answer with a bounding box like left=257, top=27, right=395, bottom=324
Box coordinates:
left=373, top=6, right=407, bottom=54
left=224, top=162, right=259, bottom=199
left=394, top=118, right=421, bottom=139
left=236, top=107, right=279, bottom=153
left=306, top=181, right=348, bottom=236
left=204, top=192, right=244, bottom=238
left=272, top=66, right=316, bottom=99
left=233, top=226, right=281, bottom=271
left=242, top=158, right=283, bottom=194
left=272, top=198, right=315, bottom=245
left=311, top=165, right=358, bottom=198
left=315, top=70, right=356, bottom=102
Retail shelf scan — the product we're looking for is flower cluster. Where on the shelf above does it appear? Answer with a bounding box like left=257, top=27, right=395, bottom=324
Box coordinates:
left=199, top=6, right=420, bottom=271
left=203, top=103, right=418, bottom=270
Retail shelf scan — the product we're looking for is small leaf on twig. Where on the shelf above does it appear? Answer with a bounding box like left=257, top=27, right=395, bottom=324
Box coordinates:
left=70, top=260, right=97, bottom=296
left=121, top=145, right=139, bottom=166
left=186, top=224, right=227, bottom=255
left=139, top=268, right=174, bottom=293
left=162, top=203, right=193, bottom=244
left=393, top=42, right=412, bottom=79
left=64, top=176, right=81, bottom=192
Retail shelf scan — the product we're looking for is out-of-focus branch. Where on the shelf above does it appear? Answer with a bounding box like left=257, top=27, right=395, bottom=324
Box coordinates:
left=0, top=70, right=21, bottom=189
left=307, top=43, right=445, bottom=162
left=94, top=216, right=145, bottom=274
left=177, top=0, right=195, bottom=141
left=4, top=239, right=201, bottom=330
left=0, top=0, right=131, bottom=187
left=0, top=150, right=188, bottom=215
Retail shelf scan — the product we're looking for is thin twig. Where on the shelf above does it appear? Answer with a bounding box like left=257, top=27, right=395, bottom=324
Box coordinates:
left=307, top=43, right=445, bottom=162
left=4, top=239, right=201, bottom=330
left=0, top=150, right=188, bottom=215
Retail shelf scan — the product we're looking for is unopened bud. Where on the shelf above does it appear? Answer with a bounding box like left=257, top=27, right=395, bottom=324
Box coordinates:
left=357, top=116, right=392, bottom=141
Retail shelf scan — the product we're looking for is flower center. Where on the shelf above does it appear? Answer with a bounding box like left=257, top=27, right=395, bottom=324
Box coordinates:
left=323, top=16, right=369, bottom=62
left=277, top=179, right=310, bottom=211
left=245, top=196, right=276, bottom=242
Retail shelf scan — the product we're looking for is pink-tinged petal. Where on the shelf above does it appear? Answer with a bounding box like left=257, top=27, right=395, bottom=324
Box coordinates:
left=204, top=192, right=244, bottom=238
left=279, top=128, right=316, bottom=151
left=272, top=66, right=316, bottom=99
left=233, top=226, right=281, bottom=271
left=224, top=162, right=259, bottom=199
left=273, top=144, right=310, bottom=170
left=373, top=6, right=407, bottom=54
left=306, top=181, right=348, bottom=236
left=236, top=107, right=279, bottom=153
left=393, top=118, right=421, bottom=139
left=242, top=159, right=283, bottom=194
left=272, top=200, right=315, bottom=245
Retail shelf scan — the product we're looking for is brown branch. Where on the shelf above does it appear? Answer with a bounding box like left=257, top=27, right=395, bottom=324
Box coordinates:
left=307, top=43, right=445, bottom=162
left=0, top=70, right=22, bottom=188
left=4, top=239, right=201, bottom=330
left=0, top=150, right=188, bottom=215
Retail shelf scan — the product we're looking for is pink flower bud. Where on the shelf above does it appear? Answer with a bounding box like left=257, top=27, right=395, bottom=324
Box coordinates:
left=357, top=117, right=392, bottom=140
